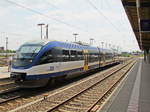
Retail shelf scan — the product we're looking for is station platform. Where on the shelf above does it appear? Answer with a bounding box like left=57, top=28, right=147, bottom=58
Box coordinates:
left=99, top=58, right=150, bottom=112
left=0, top=66, right=10, bottom=79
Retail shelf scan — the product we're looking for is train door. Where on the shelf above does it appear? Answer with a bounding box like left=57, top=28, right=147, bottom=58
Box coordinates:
left=103, top=53, right=106, bottom=63
left=50, top=47, right=61, bottom=72
left=83, top=50, right=88, bottom=71
left=100, top=51, right=105, bottom=66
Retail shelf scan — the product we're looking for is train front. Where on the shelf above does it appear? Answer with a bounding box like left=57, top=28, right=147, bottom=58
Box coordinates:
left=10, top=41, right=48, bottom=88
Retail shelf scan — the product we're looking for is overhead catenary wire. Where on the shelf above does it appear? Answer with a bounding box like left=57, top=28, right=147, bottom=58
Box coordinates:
left=45, top=0, right=59, bottom=9
left=4, top=0, right=128, bottom=50
left=105, top=0, right=128, bottom=31
left=5, top=0, right=88, bottom=33
left=86, top=0, right=126, bottom=37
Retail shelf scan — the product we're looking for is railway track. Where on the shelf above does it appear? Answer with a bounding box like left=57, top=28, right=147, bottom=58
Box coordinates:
left=47, top=60, right=135, bottom=112
left=0, top=61, right=119, bottom=112
left=0, top=78, right=19, bottom=94
left=8, top=59, right=136, bottom=112
left=0, top=78, right=21, bottom=105
left=0, top=89, right=21, bottom=104
left=0, top=83, right=19, bottom=94
left=0, top=78, right=13, bottom=85
left=0, top=58, right=8, bottom=67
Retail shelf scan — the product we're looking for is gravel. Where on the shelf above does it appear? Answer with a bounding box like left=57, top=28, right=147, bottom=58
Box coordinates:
left=12, top=60, right=135, bottom=112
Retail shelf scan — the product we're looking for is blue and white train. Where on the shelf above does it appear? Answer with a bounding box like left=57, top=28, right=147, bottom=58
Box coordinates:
left=10, top=40, right=118, bottom=88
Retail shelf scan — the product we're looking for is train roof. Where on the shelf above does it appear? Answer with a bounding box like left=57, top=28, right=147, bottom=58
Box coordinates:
left=23, top=40, right=113, bottom=53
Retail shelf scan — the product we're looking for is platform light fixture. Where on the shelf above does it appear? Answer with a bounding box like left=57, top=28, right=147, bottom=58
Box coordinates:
left=101, top=42, right=104, bottom=49
left=37, top=23, right=45, bottom=39
left=73, top=33, right=78, bottom=42
left=90, top=38, right=94, bottom=45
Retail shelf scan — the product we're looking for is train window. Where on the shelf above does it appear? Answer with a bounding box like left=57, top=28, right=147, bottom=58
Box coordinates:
left=62, top=50, right=70, bottom=62
left=63, top=50, right=69, bottom=55
left=52, top=47, right=62, bottom=62
left=105, top=55, right=107, bottom=60
left=71, top=50, right=76, bottom=55
left=77, top=51, right=83, bottom=60
left=88, top=52, right=98, bottom=63
left=89, top=53, right=93, bottom=63
left=89, top=52, right=99, bottom=62
left=105, top=53, right=111, bottom=60
left=95, top=52, right=99, bottom=60
left=38, top=47, right=62, bottom=65
left=93, top=54, right=97, bottom=62
left=38, top=50, right=53, bottom=64
left=70, top=50, right=77, bottom=61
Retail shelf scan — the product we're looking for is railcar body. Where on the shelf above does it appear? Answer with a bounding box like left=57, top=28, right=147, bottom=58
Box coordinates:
left=10, top=40, right=117, bottom=88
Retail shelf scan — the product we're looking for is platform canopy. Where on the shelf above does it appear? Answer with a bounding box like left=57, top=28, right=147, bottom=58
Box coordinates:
left=121, top=0, right=150, bottom=50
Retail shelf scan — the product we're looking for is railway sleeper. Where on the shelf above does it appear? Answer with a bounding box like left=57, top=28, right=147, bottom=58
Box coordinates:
left=71, top=99, right=95, bottom=105
left=43, top=100, right=62, bottom=105
left=0, top=81, right=14, bottom=86
left=82, top=93, right=99, bottom=97
left=69, top=101, right=93, bottom=107
left=58, top=108, right=77, bottom=112
left=72, top=99, right=95, bottom=104
left=76, top=96, right=98, bottom=101
left=54, top=110, right=71, bottom=112
left=63, top=104, right=89, bottom=110
left=49, top=94, right=72, bottom=99
left=67, top=101, right=92, bottom=108
left=84, top=89, right=101, bottom=93
left=73, top=97, right=96, bottom=103
left=58, top=105, right=87, bottom=112
left=84, top=91, right=102, bottom=95
left=77, top=96, right=99, bottom=101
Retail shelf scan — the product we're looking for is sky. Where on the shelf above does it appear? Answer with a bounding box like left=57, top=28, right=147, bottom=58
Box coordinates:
left=0, top=0, right=140, bottom=51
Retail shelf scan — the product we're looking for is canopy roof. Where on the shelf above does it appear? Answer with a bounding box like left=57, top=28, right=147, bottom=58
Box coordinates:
left=121, top=0, right=150, bottom=50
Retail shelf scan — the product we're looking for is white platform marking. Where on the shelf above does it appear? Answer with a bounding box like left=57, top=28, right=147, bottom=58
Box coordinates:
left=127, top=60, right=142, bottom=112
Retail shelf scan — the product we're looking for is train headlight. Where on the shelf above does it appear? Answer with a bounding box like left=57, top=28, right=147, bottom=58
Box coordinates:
left=29, top=60, right=32, bottom=62
left=10, top=72, right=26, bottom=80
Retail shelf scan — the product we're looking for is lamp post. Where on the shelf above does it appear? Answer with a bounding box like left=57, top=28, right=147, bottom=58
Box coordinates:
left=6, top=37, right=8, bottom=57
left=90, top=38, right=94, bottom=45
left=109, top=44, right=111, bottom=49
left=101, top=42, right=104, bottom=49
left=73, top=33, right=78, bottom=42
left=37, top=23, right=45, bottom=39
left=46, top=24, right=49, bottom=39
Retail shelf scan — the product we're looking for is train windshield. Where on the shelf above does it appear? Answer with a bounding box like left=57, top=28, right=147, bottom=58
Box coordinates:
left=12, top=44, right=43, bottom=67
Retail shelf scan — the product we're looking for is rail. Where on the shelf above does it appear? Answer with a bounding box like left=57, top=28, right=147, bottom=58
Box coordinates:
left=9, top=58, right=136, bottom=112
